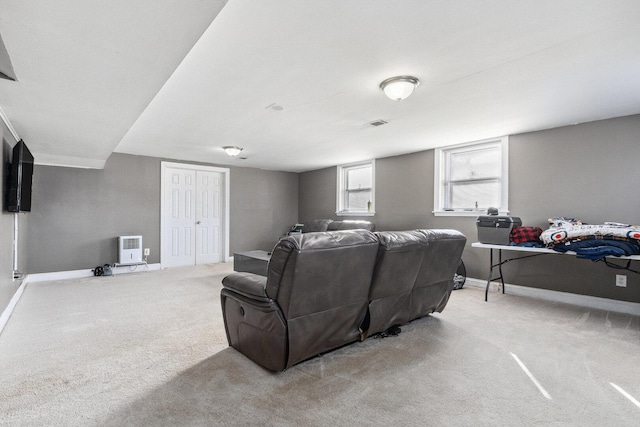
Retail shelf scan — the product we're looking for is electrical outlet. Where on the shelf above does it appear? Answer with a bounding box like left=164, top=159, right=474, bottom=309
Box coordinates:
left=615, top=274, right=627, bottom=287
left=144, top=248, right=150, bottom=256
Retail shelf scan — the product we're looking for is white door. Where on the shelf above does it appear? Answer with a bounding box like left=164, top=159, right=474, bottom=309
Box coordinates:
left=161, top=163, right=229, bottom=268
left=195, top=170, right=223, bottom=264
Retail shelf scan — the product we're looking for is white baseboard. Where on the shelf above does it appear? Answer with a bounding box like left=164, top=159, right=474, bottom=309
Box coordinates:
left=26, top=263, right=161, bottom=283
left=0, top=263, right=161, bottom=336
left=0, top=278, right=27, bottom=337
left=466, top=277, right=640, bottom=316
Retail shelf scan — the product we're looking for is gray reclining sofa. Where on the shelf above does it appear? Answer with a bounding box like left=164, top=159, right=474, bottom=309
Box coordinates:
left=220, top=228, right=466, bottom=371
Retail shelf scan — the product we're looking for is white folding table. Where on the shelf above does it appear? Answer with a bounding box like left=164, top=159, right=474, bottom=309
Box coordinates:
left=471, top=242, right=640, bottom=301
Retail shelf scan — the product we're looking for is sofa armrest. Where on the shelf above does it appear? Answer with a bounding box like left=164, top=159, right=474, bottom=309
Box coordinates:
left=222, top=272, right=270, bottom=302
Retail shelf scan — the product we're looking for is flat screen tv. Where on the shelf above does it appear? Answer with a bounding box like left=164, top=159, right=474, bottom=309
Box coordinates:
left=6, top=139, right=34, bottom=212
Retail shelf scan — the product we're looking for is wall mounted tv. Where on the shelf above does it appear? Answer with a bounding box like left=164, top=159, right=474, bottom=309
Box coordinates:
left=6, top=139, right=34, bottom=212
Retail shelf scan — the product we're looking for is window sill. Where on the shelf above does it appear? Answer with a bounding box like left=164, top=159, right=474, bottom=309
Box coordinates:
left=336, top=211, right=375, bottom=217
left=433, top=210, right=509, bottom=217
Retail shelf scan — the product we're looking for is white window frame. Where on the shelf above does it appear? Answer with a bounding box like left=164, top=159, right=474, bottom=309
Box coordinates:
left=336, top=160, right=375, bottom=216
left=433, top=136, right=509, bottom=217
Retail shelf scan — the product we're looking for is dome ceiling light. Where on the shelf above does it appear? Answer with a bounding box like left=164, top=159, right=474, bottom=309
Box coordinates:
left=379, top=76, right=420, bottom=101
left=223, top=146, right=243, bottom=156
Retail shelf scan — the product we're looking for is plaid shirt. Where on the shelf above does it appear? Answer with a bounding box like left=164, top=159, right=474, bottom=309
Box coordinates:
left=510, top=226, right=543, bottom=244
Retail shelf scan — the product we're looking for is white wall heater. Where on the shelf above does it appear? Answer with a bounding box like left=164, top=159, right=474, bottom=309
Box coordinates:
left=118, top=235, right=143, bottom=265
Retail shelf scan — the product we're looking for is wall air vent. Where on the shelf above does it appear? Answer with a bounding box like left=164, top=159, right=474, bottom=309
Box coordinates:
left=366, top=119, right=388, bottom=127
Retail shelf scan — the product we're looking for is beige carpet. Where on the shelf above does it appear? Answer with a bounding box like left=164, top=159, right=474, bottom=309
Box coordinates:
left=1, top=263, right=639, bottom=426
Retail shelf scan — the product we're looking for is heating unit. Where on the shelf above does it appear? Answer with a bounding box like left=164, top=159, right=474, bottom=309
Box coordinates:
left=118, top=235, right=143, bottom=265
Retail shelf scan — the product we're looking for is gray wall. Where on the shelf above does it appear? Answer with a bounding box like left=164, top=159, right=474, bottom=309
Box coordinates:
left=299, top=115, right=640, bottom=303
left=230, top=165, right=299, bottom=252
left=0, top=122, right=24, bottom=313
left=299, top=167, right=337, bottom=222
left=4, top=114, right=638, bottom=313
left=27, top=153, right=160, bottom=273
left=25, top=153, right=298, bottom=274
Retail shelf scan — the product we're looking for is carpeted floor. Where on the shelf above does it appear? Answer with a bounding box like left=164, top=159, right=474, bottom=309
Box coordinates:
left=1, top=263, right=639, bottom=426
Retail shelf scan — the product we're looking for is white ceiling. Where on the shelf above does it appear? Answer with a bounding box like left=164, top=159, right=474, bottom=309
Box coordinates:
left=1, top=0, right=640, bottom=172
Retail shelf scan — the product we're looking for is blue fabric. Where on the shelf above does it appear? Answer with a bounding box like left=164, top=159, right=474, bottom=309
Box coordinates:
left=510, top=241, right=543, bottom=248
left=552, top=239, right=640, bottom=261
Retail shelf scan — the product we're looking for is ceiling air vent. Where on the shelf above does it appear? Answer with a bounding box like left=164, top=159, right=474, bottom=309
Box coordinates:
left=366, top=119, right=388, bottom=127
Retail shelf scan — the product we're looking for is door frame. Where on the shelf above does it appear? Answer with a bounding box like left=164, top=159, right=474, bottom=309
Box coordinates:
left=160, top=161, right=231, bottom=267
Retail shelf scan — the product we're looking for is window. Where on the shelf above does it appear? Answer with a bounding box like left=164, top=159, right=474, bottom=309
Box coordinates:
left=434, top=137, right=508, bottom=216
left=337, top=160, right=375, bottom=216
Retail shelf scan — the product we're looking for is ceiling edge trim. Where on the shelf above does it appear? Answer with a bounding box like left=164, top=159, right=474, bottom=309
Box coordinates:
left=0, top=32, right=17, bottom=81
left=34, top=153, right=106, bottom=169
left=0, top=105, right=20, bottom=143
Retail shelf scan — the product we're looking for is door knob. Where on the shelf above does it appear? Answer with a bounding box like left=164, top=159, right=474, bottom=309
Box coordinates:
left=196, top=221, right=201, bottom=225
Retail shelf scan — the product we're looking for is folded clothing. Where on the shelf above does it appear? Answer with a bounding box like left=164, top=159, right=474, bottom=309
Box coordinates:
left=552, top=239, right=640, bottom=261
left=541, top=222, right=640, bottom=245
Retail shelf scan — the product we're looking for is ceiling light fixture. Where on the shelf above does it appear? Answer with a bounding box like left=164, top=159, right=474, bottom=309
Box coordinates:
left=379, top=76, right=420, bottom=101
left=223, top=146, right=243, bottom=156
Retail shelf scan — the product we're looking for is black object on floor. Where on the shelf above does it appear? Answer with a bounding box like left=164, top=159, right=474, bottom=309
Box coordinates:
left=374, top=325, right=401, bottom=338
left=453, top=260, right=466, bottom=290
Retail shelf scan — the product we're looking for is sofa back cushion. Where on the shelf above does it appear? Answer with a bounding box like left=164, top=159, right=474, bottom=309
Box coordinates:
left=368, top=229, right=466, bottom=335
left=265, top=229, right=379, bottom=367
left=410, top=229, right=466, bottom=318
left=327, top=220, right=376, bottom=232
left=301, top=219, right=333, bottom=233
left=368, top=230, right=430, bottom=334
left=301, top=219, right=376, bottom=233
